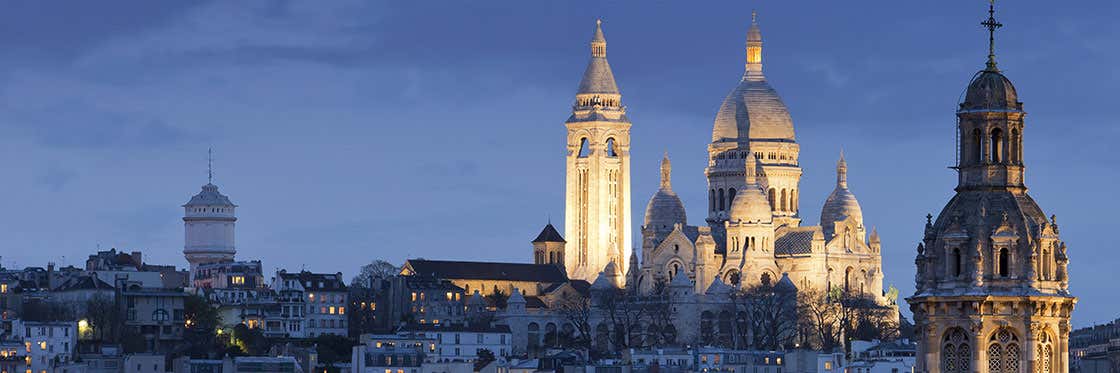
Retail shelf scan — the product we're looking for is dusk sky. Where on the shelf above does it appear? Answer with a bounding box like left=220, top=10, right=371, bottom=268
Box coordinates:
left=1, top=1, right=1117, bottom=327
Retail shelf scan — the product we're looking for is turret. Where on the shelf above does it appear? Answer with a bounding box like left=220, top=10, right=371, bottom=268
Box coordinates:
left=183, top=151, right=237, bottom=283
left=532, top=223, right=566, bottom=268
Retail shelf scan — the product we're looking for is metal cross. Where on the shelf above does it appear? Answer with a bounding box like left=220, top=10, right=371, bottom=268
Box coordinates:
left=982, top=0, right=1003, bottom=71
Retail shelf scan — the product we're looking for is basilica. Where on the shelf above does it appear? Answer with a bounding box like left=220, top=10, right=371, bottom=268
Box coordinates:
left=563, top=14, right=887, bottom=304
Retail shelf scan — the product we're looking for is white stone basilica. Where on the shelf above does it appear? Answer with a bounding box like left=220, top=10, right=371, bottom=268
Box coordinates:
left=566, top=14, right=887, bottom=302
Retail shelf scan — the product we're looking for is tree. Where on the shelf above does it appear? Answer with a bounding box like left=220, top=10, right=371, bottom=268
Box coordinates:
left=485, top=288, right=508, bottom=310
left=84, top=294, right=123, bottom=342
left=183, top=295, right=222, bottom=358
left=734, top=284, right=798, bottom=350
left=795, top=287, right=899, bottom=352
left=351, top=260, right=400, bottom=289
left=555, top=295, right=593, bottom=352
left=595, top=288, right=647, bottom=353
left=315, top=334, right=356, bottom=373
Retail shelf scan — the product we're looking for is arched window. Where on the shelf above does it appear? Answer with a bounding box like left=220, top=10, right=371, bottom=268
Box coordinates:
left=710, top=189, right=716, bottom=212
left=718, top=189, right=726, bottom=211
left=780, top=189, right=788, bottom=212
left=844, top=267, right=853, bottom=293
left=972, top=128, right=983, bottom=164
left=700, top=311, right=715, bottom=345
left=998, top=248, right=1010, bottom=278
left=528, top=322, right=541, bottom=349
left=987, top=328, right=1021, bottom=373
left=605, top=138, right=618, bottom=158
left=942, top=328, right=972, bottom=373
left=951, top=247, right=963, bottom=278
left=726, top=271, right=741, bottom=286
left=1036, top=332, right=1053, bottom=373
left=728, top=188, right=737, bottom=208
left=577, top=138, right=591, bottom=158
left=768, top=188, right=776, bottom=210
left=991, top=128, right=1004, bottom=163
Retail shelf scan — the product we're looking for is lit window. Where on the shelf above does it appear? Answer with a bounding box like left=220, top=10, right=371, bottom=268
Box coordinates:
left=329, top=306, right=336, bottom=315
left=309, top=293, right=315, bottom=300
left=376, top=342, right=382, bottom=348
left=231, top=276, right=245, bottom=285
left=824, top=362, right=832, bottom=370
left=411, top=292, right=417, bottom=302
left=0, top=284, right=7, bottom=293
left=432, top=319, right=439, bottom=324
left=371, top=303, right=377, bottom=311
left=446, top=292, right=453, bottom=301
left=38, top=342, right=46, bottom=350
left=320, top=307, right=327, bottom=314
left=338, top=307, right=345, bottom=315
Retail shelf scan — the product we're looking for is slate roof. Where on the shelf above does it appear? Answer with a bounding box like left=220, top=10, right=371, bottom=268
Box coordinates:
left=277, top=271, right=347, bottom=291
left=54, top=275, right=114, bottom=291
left=403, top=259, right=568, bottom=283
left=775, top=227, right=820, bottom=256
left=184, top=183, right=235, bottom=207
left=532, top=223, right=566, bottom=243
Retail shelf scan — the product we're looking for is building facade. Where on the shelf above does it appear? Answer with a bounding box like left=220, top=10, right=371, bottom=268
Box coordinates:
left=563, top=20, right=632, bottom=284
left=907, top=4, right=1076, bottom=373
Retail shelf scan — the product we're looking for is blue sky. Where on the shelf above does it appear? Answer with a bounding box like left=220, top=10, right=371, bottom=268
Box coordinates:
left=1, top=1, right=1117, bottom=327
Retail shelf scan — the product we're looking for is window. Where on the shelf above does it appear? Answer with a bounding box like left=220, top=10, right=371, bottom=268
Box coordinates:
left=951, top=248, right=962, bottom=278
left=446, top=292, right=453, bottom=301
left=577, top=138, right=591, bottom=158
left=605, top=138, right=618, bottom=157
left=972, top=128, right=983, bottom=164
left=329, top=306, right=336, bottom=315
left=987, top=328, right=1021, bottom=373
left=718, top=189, right=725, bottom=211
left=410, top=292, right=417, bottom=302
left=339, top=307, right=345, bottom=315
left=991, top=128, right=1003, bottom=163
left=941, top=328, right=971, bottom=373
left=231, top=276, right=245, bottom=285
left=0, top=284, right=7, bottom=293
left=998, top=248, right=1010, bottom=278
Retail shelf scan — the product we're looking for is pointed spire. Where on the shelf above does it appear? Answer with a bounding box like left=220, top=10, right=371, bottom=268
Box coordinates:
left=207, top=147, right=214, bottom=184
left=836, top=150, right=848, bottom=188
left=659, top=152, right=673, bottom=190
left=591, top=19, right=607, bottom=58
left=745, top=153, right=758, bottom=185
left=745, top=10, right=763, bottom=73
left=981, top=0, right=1003, bottom=72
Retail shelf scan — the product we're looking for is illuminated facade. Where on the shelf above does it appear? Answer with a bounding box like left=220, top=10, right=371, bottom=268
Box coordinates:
left=564, top=20, right=632, bottom=285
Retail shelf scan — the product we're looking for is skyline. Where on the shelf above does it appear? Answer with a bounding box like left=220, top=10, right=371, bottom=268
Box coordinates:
left=1, top=1, right=1117, bottom=327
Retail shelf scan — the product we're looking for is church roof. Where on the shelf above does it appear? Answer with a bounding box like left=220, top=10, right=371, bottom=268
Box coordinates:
left=775, top=227, right=820, bottom=256
left=403, top=259, right=568, bottom=284
left=669, top=269, right=693, bottom=288
left=705, top=276, right=732, bottom=296
left=712, top=15, right=795, bottom=143
left=774, top=273, right=798, bottom=293
left=508, top=287, right=527, bottom=303
left=961, top=70, right=1020, bottom=112
left=577, top=20, right=619, bottom=95
left=532, top=223, right=566, bottom=243
left=184, top=183, right=236, bottom=207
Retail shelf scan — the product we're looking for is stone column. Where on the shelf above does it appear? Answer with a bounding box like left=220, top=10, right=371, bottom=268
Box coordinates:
left=971, top=321, right=986, bottom=373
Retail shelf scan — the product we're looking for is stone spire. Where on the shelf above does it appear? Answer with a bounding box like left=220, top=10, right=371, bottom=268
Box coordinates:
left=745, top=10, right=763, bottom=74
left=659, top=152, right=672, bottom=190
left=836, top=150, right=848, bottom=188
left=576, top=19, right=619, bottom=96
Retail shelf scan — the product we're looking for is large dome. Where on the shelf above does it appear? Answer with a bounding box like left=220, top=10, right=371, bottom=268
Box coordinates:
left=961, top=70, right=1021, bottom=112
left=711, top=16, right=795, bottom=143
left=712, top=76, right=796, bottom=143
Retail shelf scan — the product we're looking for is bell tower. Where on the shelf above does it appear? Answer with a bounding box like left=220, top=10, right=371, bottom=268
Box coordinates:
left=909, top=3, right=1075, bottom=372
left=564, top=20, right=633, bottom=283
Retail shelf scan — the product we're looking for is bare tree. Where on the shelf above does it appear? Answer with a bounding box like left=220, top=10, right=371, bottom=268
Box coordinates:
left=734, top=284, right=798, bottom=350
left=351, top=260, right=400, bottom=288
left=555, top=295, right=593, bottom=352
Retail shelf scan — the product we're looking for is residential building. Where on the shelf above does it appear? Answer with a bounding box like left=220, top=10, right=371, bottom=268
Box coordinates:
left=16, top=320, right=77, bottom=373
left=119, top=287, right=186, bottom=353
left=271, top=271, right=348, bottom=338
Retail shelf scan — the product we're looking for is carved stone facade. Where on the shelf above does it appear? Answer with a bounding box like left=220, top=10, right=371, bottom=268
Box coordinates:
left=908, top=4, right=1076, bottom=372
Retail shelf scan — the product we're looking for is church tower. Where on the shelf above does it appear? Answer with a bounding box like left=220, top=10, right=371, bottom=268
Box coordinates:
left=707, top=12, right=802, bottom=232
left=564, top=20, right=632, bottom=283
left=183, top=151, right=237, bottom=282
left=909, top=3, right=1075, bottom=372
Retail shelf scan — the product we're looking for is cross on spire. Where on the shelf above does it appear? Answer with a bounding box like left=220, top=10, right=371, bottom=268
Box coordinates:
left=982, top=0, right=1003, bottom=72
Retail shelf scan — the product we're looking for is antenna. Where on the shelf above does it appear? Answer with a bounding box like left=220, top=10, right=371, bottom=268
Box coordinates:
left=208, top=148, right=214, bottom=184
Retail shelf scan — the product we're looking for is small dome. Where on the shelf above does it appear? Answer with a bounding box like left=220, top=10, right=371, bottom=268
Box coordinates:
left=821, top=153, right=863, bottom=239
left=184, top=183, right=235, bottom=207
left=961, top=70, right=1020, bottom=112
left=730, top=186, right=772, bottom=223
left=644, top=154, right=687, bottom=229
